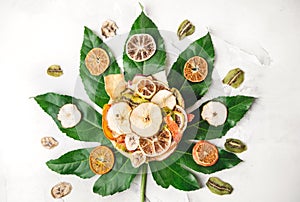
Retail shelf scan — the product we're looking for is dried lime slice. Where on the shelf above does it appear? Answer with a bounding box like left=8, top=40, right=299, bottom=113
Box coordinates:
left=135, top=78, right=156, bottom=99
left=126, top=34, right=156, bottom=62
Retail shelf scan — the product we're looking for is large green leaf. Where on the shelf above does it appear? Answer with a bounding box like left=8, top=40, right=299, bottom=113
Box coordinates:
left=150, top=160, right=200, bottom=191
left=46, top=148, right=95, bottom=179
left=123, top=11, right=166, bottom=81
left=34, top=92, right=110, bottom=145
left=80, top=26, right=120, bottom=108
left=186, top=95, right=255, bottom=140
left=167, top=33, right=215, bottom=108
left=93, top=152, right=139, bottom=196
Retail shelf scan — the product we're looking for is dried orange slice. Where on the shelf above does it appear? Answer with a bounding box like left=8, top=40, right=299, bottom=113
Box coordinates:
left=85, top=48, right=110, bottom=76
left=135, top=78, right=156, bottom=99
left=89, top=146, right=115, bottom=175
left=184, top=56, right=208, bottom=82
left=126, top=34, right=156, bottom=62
left=139, top=128, right=172, bottom=157
left=102, top=104, right=115, bottom=140
left=192, top=141, right=218, bottom=167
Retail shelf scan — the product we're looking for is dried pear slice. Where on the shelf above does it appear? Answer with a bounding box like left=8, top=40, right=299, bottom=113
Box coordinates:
left=126, top=34, right=156, bottom=62
left=51, top=182, right=72, bottom=199
left=85, top=48, right=110, bottom=76
left=151, top=89, right=176, bottom=110
left=201, top=101, right=227, bottom=127
left=104, top=74, right=126, bottom=100
left=57, top=104, right=81, bottom=128
left=184, top=56, right=208, bottom=82
left=130, top=102, right=162, bottom=138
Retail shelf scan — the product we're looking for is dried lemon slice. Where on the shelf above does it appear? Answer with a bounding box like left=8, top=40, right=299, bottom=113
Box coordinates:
left=135, top=78, right=156, bottom=99
left=192, top=141, right=218, bottom=167
left=89, top=146, right=115, bottom=175
left=126, top=34, right=156, bottom=62
left=139, top=128, right=172, bottom=157
left=184, top=56, right=208, bottom=82
left=85, top=48, right=110, bottom=76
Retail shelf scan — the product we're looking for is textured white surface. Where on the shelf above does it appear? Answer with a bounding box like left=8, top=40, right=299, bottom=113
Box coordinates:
left=0, top=0, right=300, bottom=202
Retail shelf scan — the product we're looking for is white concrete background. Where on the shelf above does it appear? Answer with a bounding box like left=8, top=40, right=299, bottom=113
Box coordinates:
left=0, top=0, right=300, bottom=201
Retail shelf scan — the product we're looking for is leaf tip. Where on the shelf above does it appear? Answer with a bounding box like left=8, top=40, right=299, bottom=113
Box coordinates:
left=138, top=2, right=144, bottom=11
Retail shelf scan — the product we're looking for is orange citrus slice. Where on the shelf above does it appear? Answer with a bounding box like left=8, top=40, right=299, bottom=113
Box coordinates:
left=89, top=146, right=115, bottom=175
left=139, top=128, right=172, bottom=157
left=102, top=104, right=115, bottom=140
left=135, top=78, right=156, bottom=99
left=184, top=56, right=208, bottom=82
left=126, top=34, right=156, bottom=62
left=164, top=115, right=182, bottom=143
left=192, top=141, right=219, bottom=167
left=85, top=48, right=110, bottom=76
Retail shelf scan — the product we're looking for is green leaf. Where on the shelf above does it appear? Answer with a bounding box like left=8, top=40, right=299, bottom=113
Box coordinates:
left=93, top=152, right=139, bottom=196
left=46, top=148, right=95, bottom=179
left=149, top=147, right=201, bottom=191
left=176, top=145, right=242, bottom=174
left=167, top=33, right=215, bottom=108
left=187, top=95, right=255, bottom=140
left=123, top=11, right=166, bottom=81
left=80, top=26, right=120, bottom=108
left=34, top=92, right=110, bottom=145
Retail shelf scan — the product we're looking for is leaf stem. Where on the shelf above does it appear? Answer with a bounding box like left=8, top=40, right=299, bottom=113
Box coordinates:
left=140, top=164, right=147, bottom=202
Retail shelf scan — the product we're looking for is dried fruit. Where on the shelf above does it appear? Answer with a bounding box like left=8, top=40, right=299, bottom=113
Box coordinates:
left=225, top=138, right=247, bottom=153
left=222, top=68, right=245, bottom=88
left=184, top=56, right=208, bottom=82
left=104, top=74, right=126, bottom=100
left=126, top=34, right=156, bottom=62
left=41, top=137, right=58, bottom=149
left=164, top=115, right=182, bottom=143
left=131, top=151, right=146, bottom=168
left=206, top=177, right=233, bottom=195
left=102, top=104, right=115, bottom=140
left=125, top=133, right=140, bottom=151
left=89, top=146, right=115, bottom=175
left=151, top=89, right=176, bottom=110
left=148, top=141, right=177, bottom=161
left=85, top=48, right=110, bottom=76
left=101, top=20, right=118, bottom=38
left=106, top=102, right=132, bottom=135
left=201, top=101, right=227, bottom=127
left=139, top=128, right=172, bottom=157
left=173, top=105, right=188, bottom=131
left=192, top=141, right=219, bottom=167
left=135, top=78, right=156, bottom=99
left=171, top=88, right=185, bottom=108
left=51, top=182, right=72, bottom=199
left=154, top=80, right=169, bottom=92
left=57, top=104, right=81, bottom=128
left=130, top=102, right=162, bottom=138
left=177, top=19, right=195, bottom=40
left=47, top=65, right=63, bottom=77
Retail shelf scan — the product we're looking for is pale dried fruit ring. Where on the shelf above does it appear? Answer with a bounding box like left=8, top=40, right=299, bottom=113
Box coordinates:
left=192, top=141, right=219, bottom=167
left=139, top=128, right=172, bottom=157
left=89, top=146, right=115, bottom=175
left=125, top=133, right=140, bottom=151
left=57, top=104, right=82, bottom=128
left=130, top=102, right=162, bottom=138
left=151, top=89, right=176, bottom=110
left=51, top=182, right=72, bottom=199
left=201, top=101, right=227, bottom=127
left=85, top=48, right=110, bottom=76
left=184, top=56, right=208, bottom=82
left=131, top=151, right=146, bottom=168
left=126, top=34, right=156, bottom=62
left=135, top=78, right=156, bottom=99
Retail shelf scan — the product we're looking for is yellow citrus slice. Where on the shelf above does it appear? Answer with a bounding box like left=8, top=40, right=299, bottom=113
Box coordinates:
left=139, top=128, right=172, bottom=157
left=192, top=141, right=219, bottom=167
left=184, top=56, right=208, bottom=82
left=135, top=78, right=156, bottom=99
left=85, top=48, right=110, bottom=76
left=89, top=146, right=115, bottom=175
left=126, top=34, right=156, bottom=62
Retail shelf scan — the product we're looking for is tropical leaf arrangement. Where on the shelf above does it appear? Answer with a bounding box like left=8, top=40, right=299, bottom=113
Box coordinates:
left=34, top=9, right=255, bottom=201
